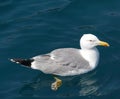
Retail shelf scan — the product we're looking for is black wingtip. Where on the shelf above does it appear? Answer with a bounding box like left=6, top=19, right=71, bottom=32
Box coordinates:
left=10, top=58, right=34, bottom=67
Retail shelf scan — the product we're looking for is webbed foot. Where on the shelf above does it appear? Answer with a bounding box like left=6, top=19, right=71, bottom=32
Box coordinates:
left=51, top=77, right=62, bottom=91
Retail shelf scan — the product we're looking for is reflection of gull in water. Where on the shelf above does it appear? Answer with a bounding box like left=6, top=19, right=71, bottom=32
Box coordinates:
left=10, top=34, right=109, bottom=90
left=19, top=71, right=99, bottom=97
left=19, top=70, right=118, bottom=97
left=79, top=71, right=99, bottom=96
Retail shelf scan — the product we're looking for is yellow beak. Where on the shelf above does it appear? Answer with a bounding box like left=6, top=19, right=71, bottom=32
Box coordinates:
left=99, top=41, right=110, bottom=47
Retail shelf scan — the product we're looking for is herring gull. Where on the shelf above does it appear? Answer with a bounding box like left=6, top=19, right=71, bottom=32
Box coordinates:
left=10, top=34, right=109, bottom=90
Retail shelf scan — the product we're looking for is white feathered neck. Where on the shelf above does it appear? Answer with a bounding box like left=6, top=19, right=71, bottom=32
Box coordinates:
left=80, top=47, right=99, bottom=69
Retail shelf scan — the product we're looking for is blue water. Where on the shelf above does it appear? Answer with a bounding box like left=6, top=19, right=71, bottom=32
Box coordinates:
left=0, top=0, right=120, bottom=98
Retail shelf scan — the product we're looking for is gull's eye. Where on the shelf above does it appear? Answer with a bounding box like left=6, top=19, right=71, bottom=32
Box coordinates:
left=87, top=40, right=95, bottom=42
left=89, top=40, right=93, bottom=42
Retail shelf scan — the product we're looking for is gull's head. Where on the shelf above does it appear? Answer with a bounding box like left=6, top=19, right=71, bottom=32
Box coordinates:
left=80, top=34, right=110, bottom=49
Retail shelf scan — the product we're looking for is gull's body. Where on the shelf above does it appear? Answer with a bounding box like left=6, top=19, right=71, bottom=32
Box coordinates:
left=31, top=47, right=99, bottom=76
left=10, top=34, right=109, bottom=90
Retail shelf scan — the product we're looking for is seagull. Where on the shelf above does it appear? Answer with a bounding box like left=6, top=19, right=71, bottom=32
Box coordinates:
left=10, top=34, right=109, bottom=90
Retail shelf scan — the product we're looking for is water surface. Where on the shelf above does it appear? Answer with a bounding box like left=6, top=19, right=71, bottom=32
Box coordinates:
left=0, top=0, right=120, bottom=99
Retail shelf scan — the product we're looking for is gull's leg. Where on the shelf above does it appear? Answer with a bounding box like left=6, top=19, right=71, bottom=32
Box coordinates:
left=51, top=77, right=62, bottom=91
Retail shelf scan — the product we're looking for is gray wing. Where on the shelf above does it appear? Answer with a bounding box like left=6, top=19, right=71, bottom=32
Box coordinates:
left=32, top=48, right=91, bottom=76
